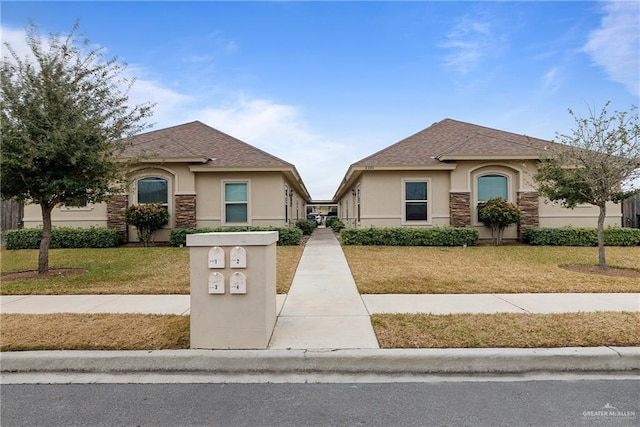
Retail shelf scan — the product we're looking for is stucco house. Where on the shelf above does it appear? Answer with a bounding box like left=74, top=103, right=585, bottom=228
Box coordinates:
left=333, top=118, right=621, bottom=240
left=22, top=121, right=312, bottom=242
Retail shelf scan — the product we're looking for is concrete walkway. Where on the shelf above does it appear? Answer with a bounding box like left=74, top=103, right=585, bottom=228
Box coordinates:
left=268, top=227, right=379, bottom=349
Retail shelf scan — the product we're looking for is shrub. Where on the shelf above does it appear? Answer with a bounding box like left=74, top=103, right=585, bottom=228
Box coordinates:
left=477, top=197, right=521, bottom=245
left=169, top=227, right=302, bottom=247
left=523, top=226, right=640, bottom=246
left=295, top=219, right=317, bottom=235
left=340, top=227, right=479, bottom=246
left=329, top=219, right=345, bottom=233
left=124, top=204, right=170, bottom=247
left=3, top=227, right=123, bottom=250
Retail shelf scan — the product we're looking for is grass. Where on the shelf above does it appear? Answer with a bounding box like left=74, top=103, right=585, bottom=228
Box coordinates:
left=3, top=311, right=638, bottom=351
left=0, top=314, right=189, bottom=351
left=371, top=312, right=640, bottom=348
left=343, top=246, right=640, bottom=294
left=0, top=246, right=303, bottom=295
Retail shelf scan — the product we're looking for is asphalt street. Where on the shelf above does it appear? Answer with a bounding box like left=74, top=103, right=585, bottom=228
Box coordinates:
left=2, top=378, right=638, bottom=427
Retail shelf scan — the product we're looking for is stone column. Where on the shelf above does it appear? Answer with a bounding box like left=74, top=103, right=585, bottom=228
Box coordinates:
left=449, top=192, right=471, bottom=227
left=107, top=194, right=128, bottom=241
left=175, top=194, right=197, bottom=228
left=517, top=191, right=539, bottom=240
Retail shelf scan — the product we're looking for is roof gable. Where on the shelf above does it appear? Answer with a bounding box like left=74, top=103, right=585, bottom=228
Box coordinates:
left=353, top=118, right=552, bottom=166
left=122, top=121, right=295, bottom=168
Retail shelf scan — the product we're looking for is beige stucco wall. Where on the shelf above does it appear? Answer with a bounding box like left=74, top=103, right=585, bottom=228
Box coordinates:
left=195, top=171, right=293, bottom=229
left=338, top=170, right=451, bottom=228
left=22, top=164, right=304, bottom=242
left=538, top=200, right=621, bottom=228
left=23, top=202, right=108, bottom=229
left=337, top=160, right=621, bottom=238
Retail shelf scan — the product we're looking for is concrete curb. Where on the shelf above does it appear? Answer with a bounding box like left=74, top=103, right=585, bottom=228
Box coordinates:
left=2, top=347, right=638, bottom=375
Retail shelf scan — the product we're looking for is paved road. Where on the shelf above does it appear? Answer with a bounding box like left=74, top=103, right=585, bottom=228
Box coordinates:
left=2, top=377, right=638, bottom=426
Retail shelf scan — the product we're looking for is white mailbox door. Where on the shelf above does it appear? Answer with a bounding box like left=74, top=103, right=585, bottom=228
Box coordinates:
left=208, top=247, right=225, bottom=269
left=230, top=272, right=247, bottom=294
left=230, top=246, right=247, bottom=269
left=208, top=272, right=225, bottom=294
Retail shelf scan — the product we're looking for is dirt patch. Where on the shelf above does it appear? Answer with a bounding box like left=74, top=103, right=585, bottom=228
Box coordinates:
left=561, top=264, right=640, bottom=278
left=1, top=268, right=88, bottom=281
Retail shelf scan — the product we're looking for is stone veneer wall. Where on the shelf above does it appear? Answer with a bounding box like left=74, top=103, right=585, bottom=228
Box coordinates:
left=449, top=192, right=471, bottom=227
left=175, top=194, right=197, bottom=228
left=517, top=191, right=539, bottom=240
left=107, top=194, right=128, bottom=240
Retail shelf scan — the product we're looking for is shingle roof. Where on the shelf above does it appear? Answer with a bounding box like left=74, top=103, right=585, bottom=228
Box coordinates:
left=352, top=118, right=552, bottom=167
left=122, top=121, right=295, bottom=168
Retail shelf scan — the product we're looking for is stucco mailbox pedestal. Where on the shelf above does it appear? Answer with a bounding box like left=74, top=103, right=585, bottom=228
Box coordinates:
left=187, top=231, right=278, bottom=349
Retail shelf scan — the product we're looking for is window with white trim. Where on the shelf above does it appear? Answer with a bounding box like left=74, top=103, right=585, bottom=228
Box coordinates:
left=224, top=182, right=248, bottom=224
left=403, top=180, right=429, bottom=222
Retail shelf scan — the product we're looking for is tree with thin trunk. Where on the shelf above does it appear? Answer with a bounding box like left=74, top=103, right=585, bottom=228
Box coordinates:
left=534, top=102, right=640, bottom=270
left=1, top=21, right=153, bottom=274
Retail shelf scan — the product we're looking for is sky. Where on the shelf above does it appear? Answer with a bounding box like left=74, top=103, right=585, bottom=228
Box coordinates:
left=1, top=1, right=639, bottom=199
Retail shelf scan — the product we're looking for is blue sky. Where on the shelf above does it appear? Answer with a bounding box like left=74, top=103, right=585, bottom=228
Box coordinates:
left=2, top=1, right=638, bottom=199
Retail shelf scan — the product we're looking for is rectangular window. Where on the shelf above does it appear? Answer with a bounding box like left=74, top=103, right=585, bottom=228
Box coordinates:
left=138, top=177, right=168, bottom=205
left=404, top=181, right=428, bottom=222
left=477, top=175, right=508, bottom=202
left=224, top=182, right=248, bottom=223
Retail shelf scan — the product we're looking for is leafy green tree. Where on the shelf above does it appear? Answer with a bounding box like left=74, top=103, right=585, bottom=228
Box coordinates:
left=477, top=197, right=522, bottom=245
left=534, top=103, right=640, bottom=270
left=124, top=204, right=169, bottom=247
left=1, top=22, right=153, bottom=273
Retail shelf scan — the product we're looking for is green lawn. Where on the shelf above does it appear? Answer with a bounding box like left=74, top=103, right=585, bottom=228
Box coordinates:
left=0, top=246, right=303, bottom=295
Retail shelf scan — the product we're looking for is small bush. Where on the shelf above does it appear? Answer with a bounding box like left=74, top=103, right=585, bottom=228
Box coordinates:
left=478, top=198, right=521, bottom=245
left=523, top=226, right=640, bottom=246
left=340, top=227, right=479, bottom=246
left=3, top=227, right=124, bottom=250
left=169, top=227, right=302, bottom=247
left=125, top=204, right=170, bottom=247
left=295, top=219, right=317, bottom=235
left=329, top=219, right=345, bottom=233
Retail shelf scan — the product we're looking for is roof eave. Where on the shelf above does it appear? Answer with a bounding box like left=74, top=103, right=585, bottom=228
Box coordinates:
left=122, top=156, right=209, bottom=163
left=437, top=154, right=541, bottom=161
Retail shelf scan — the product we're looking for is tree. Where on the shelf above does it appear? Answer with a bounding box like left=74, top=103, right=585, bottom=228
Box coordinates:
left=1, top=22, right=153, bottom=273
left=124, top=204, right=169, bottom=247
left=477, top=197, right=522, bottom=245
left=534, top=103, right=640, bottom=270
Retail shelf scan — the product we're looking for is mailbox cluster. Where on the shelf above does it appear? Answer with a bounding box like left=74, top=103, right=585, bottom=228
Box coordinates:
left=207, top=246, right=247, bottom=295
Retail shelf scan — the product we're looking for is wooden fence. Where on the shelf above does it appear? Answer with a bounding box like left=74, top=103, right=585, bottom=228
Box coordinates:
left=622, top=194, right=640, bottom=228
left=1, top=199, right=24, bottom=246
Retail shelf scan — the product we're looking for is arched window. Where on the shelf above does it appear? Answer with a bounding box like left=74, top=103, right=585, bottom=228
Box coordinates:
left=477, top=174, right=508, bottom=202
left=137, top=177, right=168, bottom=207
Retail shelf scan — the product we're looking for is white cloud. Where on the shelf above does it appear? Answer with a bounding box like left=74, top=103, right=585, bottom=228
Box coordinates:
left=1, top=25, right=350, bottom=199
left=583, top=1, right=640, bottom=96
left=440, top=14, right=500, bottom=75
left=193, top=95, right=354, bottom=199
left=541, top=67, right=563, bottom=94
left=1, top=25, right=35, bottom=61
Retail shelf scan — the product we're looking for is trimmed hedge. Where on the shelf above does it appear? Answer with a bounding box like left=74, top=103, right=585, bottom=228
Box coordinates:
left=340, top=227, right=479, bottom=246
left=169, top=227, right=303, bottom=247
left=328, top=218, right=345, bottom=233
left=295, top=219, right=317, bottom=235
left=523, top=226, right=640, bottom=246
left=3, top=227, right=124, bottom=250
